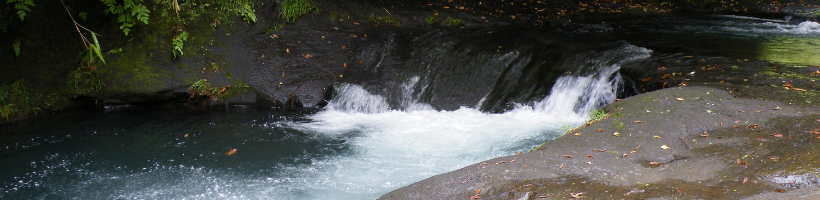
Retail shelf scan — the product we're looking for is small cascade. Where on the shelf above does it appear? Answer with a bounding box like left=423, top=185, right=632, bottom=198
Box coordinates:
left=532, top=44, right=652, bottom=117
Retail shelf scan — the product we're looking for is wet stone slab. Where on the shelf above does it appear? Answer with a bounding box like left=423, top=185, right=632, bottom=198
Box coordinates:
left=380, top=86, right=820, bottom=199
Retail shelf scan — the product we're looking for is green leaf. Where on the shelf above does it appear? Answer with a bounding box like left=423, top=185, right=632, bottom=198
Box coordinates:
left=78, top=12, right=88, bottom=20
left=91, top=33, right=105, bottom=64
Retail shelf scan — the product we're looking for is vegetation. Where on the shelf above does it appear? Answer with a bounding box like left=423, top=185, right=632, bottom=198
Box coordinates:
left=424, top=15, right=436, bottom=25
left=445, top=17, right=464, bottom=26
left=172, top=31, right=188, bottom=58
left=7, top=0, right=34, bottom=21
left=279, top=0, right=319, bottom=23
left=101, top=0, right=150, bottom=36
left=588, top=108, right=608, bottom=121
left=188, top=78, right=250, bottom=100
left=366, top=13, right=402, bottom=26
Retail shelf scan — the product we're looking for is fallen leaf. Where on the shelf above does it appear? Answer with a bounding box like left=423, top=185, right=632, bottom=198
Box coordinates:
left=770, top=133, right=783, bottom=138
left=769, top=156, right=779, bottom=160
left=286, top=48, right=290, bottom=53
left=539, top=195, right=549, bottom=198
left=660, top=145, right=670, bottom=150
left=737, top=159, right=746, bottom=165
left=597, top=129, right=603, bottom=132
left=303, top=54, right=313, bottom=58
left=700, top=133, right=709, bottom=137
left=622, top=154, right=628, bottom=158
left=743, top=177, right=748, bottom=183
left=225, top=149, right=237, bottom=156
left=461, top=179, right=469, bottom=184
left=641, top=77, right=653, bottom=82
left=649, top=161, right=660, bottom=166
left=659, top=67, right=667, bottom=70
left=776, top=189, right=783, bottom=193
left=784, top=83, right=794, bottom=88
left=586, top=154, right=592, bottom=158
left=585, top=161, right=592, bottom=165
left=563, top=155, right=573, bottom=158
left=634, top=121, right=643, bottom=124
left=654, top=135, right=661, bottom=138
left=575, top=133, right=581, bottom=136
left=592, top=149, right=606, bottom=152
left=183, top=134, right=189, bottom=138
left=475, top=189, right=480, bottom=195
left=571, top=192, right=584, bottom=198
left=677, top=189, right=684, bottom=194
left=675, top=98, right=684, bottom=101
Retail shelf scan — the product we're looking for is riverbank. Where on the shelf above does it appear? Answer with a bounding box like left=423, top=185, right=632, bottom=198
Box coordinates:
left=381, top=84, right=820, bottom=199
left=2, top=0, right=819, bottom=123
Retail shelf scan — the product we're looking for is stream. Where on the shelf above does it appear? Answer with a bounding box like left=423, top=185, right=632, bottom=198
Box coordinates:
left=1, top=14, right=818, bottom=199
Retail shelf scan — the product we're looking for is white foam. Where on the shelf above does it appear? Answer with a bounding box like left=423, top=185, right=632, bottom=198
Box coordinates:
left=788, top=21, right=820, bottom=34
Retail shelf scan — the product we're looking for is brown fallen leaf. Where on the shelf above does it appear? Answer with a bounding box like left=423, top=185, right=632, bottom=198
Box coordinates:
left=303, top=54, right=313, bottom=58
left=784, top=83, right=794, bottom=88
left=225, top=149, right=237, bottom=156
left=649, top=161, right=660, bottom=166
left=622, top=154, right=628, bottom=158
left=597, top=129, right=604, bottom=132
left=219, top=86, right=230, bottom=93
left=461, top=179, right=469, bottom=184
left=586, top=154, right=592, bottom=158
left=743, top=177, right=748, bottom=183
left=539, top=195, right=549, bottom=198
left=634, top=121, right=643, bottom=124
left=770, top=133, right=783, bottom=138
left=737, top=159, right=746, bottom=166
left=769, top=156, right=779, bottom=160
left=592, top=149, right=606, bottom=152
left=700, top=133, right=709, bottom=137
left=563, top=155, right=573, bottom=158
left=641, top=77, right=653, bottom=82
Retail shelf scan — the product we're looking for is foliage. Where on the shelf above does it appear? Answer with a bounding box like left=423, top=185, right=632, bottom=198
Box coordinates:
left=12, top=39, right=19, bottom=57
left=0, top=80, right=38, bottom=121
left=279, top=0, right=318, bottom=23
left=367, top=13, right=401, bottom=26
left=266, top=24, right=283, bottom=35
left=445, top=17, right=464, bottom=26
left=238, top=1, right=256, bottom=24
left=424, top=15, right=436, bottom=25
left=68, top=70, right=105, bottom=94
left=88, top=33, right=106, bottom=64
left=172, top=31, right=188, bottom=58
left=101, top=0, right=151, bottom=36
left=588, top=109, right=608, bottom=121
left=7, top=0, right=34, bottom=21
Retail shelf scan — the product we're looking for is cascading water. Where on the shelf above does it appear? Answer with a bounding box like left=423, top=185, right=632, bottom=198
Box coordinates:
left=282, top=43, right=652, bottom=199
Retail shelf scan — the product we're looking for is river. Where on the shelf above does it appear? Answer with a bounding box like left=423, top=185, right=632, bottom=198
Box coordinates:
left=1, top=14, right=818, bottom=199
